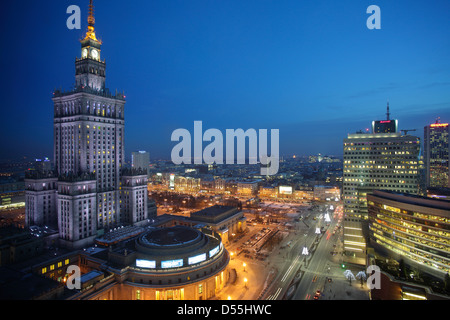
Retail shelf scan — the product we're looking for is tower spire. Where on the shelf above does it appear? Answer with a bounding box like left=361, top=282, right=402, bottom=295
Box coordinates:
left=88, top=0, right=95, bottom=28
left=82, top=0, right=101, bottom=43
left=386, top=100, right=390, bottom=120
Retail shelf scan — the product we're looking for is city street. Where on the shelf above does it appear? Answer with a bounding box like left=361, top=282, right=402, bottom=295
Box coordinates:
left=224, top=202, right=371, bottom=301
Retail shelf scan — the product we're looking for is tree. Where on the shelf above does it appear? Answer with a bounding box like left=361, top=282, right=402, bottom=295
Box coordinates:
left=344, top=270, right=356, bottom=285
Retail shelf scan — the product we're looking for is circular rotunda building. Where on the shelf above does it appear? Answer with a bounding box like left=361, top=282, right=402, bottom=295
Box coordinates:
left=80, top=225, right=230, bottom=300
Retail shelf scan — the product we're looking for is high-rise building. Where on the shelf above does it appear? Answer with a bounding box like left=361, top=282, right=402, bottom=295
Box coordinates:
left=25, top=1, right=147, bottom=249
left=51, top=1, right=125, bottom=248
left=34, top=157, right=52, bottom=173
left=343, top=107, right=421, bottom=264
left=25, top=157, right=57, bottom=228
left=25, top=172, right=58, bottom=228
left=120, top=168, right=149, bottom=227
left=424, top=119, right=450, bottom=188
left=368, top=190, right=450, bottom=275
left=131, top=151, right=150, bottom=174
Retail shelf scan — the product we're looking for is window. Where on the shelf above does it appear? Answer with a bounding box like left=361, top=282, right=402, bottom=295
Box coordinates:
left=199, top=284, right=203, bottom=294
left=136, top=290, right=141, bottom=300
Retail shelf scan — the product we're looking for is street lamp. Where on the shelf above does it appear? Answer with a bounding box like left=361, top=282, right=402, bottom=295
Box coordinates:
left=244, top=277, right=248, bottom=289
left=243, top=262, right=246, bottom=272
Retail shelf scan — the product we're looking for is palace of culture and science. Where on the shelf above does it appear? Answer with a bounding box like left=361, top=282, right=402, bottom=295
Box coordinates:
left=24, top=1, right=149, bottom=249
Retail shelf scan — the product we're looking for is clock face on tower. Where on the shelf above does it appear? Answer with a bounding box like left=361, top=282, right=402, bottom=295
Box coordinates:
left=91, top=49, right=98, bottom=60
left=82, top=48, right=88, bottom=58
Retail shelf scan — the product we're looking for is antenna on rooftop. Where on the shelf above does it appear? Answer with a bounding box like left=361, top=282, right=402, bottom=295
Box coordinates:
left=386, top=100, right=390, bottom=120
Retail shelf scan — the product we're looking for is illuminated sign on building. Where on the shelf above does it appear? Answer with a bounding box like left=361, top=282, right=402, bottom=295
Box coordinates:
left=279, top=186, right=293, bottom=195
left=209, top=245, right=220, bottom=258
left=161, top=259, right=183, bottom=269
left=169, top=174, right=175, bottom=189
left=188, top=253, right=206, bottom=265
left=136, top=259, right=156, bottom=269
left=372, top=120, right=398, bottom=133
left=430, top=123, right=449, bottom=127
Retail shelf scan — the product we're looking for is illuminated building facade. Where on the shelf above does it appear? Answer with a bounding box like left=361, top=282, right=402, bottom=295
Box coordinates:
left=120, top=169, right=149, bottom=227
left=69, top=226, right=229, bottom=300
left=368, top=190, right=450, bottom=275
left=174, top=176, right=201, bottom=193
left=343, top=125, right=421, bottom=264
left=236, top=181, right=259, bottom=196
left=214, top=177, right=226, bottom=194
left=372, top=119, right=398, bottom=134
left=372, top=102, right=398, bottom=134
left=313, top=185, right=341, bottom=201
left=424, top=121, right=450, bottom=188
left=258, top=186, right=313, bottom=201
left=25, top=1, right=147, bottom=249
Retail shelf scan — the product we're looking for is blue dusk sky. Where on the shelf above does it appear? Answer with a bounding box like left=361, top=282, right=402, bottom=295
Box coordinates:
left=1, top=0, right=450, bottom=161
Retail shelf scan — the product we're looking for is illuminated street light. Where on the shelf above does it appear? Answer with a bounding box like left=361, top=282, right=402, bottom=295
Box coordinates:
left=244, top=277, right=248, bottom=288
left=243, top=262, right=247, bottom=272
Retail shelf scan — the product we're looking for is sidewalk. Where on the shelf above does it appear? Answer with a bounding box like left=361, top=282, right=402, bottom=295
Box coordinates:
left=320, top=265, right=370, bottom=300
left=215, top=254, right=270, bottom=300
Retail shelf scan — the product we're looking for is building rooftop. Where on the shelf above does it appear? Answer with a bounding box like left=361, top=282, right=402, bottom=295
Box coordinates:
left=192, top=205, right=238, bottom=218
left=370, top=190, right=450, bottom=211
left=143, top=226, right=200, bottom=246
left=95, top=225, right=146, bottom=246
left=80, top=270, right=104, bottom=283
left=53, top=86, right=126, bottom=101
left=0, top=267, right=62, bottom=300
left=190, top=205, right=241, bottom=224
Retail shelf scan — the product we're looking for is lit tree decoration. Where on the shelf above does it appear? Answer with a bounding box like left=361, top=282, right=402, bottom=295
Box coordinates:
left=344, top=270, right=356, bottom=285
left=356, top=271, right=367, bottom=287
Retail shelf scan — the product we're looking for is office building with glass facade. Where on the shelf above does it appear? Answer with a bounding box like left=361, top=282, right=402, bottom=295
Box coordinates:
left=368, top=190, right=450, bottom=275
left=343, top=131, right=421, bottom=264
left=424, top=121, right=449, bottom=188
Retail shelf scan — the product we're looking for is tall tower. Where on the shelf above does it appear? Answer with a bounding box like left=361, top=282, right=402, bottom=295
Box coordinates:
left=424, top=119, right=450, bottom=188
left=343, top=114, right=421, bottom=265
left=52, top=0, right=126, bottom=248
left=75, top=0, right=106, bottom=91
left=131, top=151, right=150, bottom=174
left=386, top=100, right=390, bottom=120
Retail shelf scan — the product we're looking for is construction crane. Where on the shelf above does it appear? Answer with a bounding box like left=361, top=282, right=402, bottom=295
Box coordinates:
left=401, top=129, right=417, bottom=135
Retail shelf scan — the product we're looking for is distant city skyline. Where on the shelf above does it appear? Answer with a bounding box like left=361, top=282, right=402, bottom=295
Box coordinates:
left=1, top=0, right=450, bottom=161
